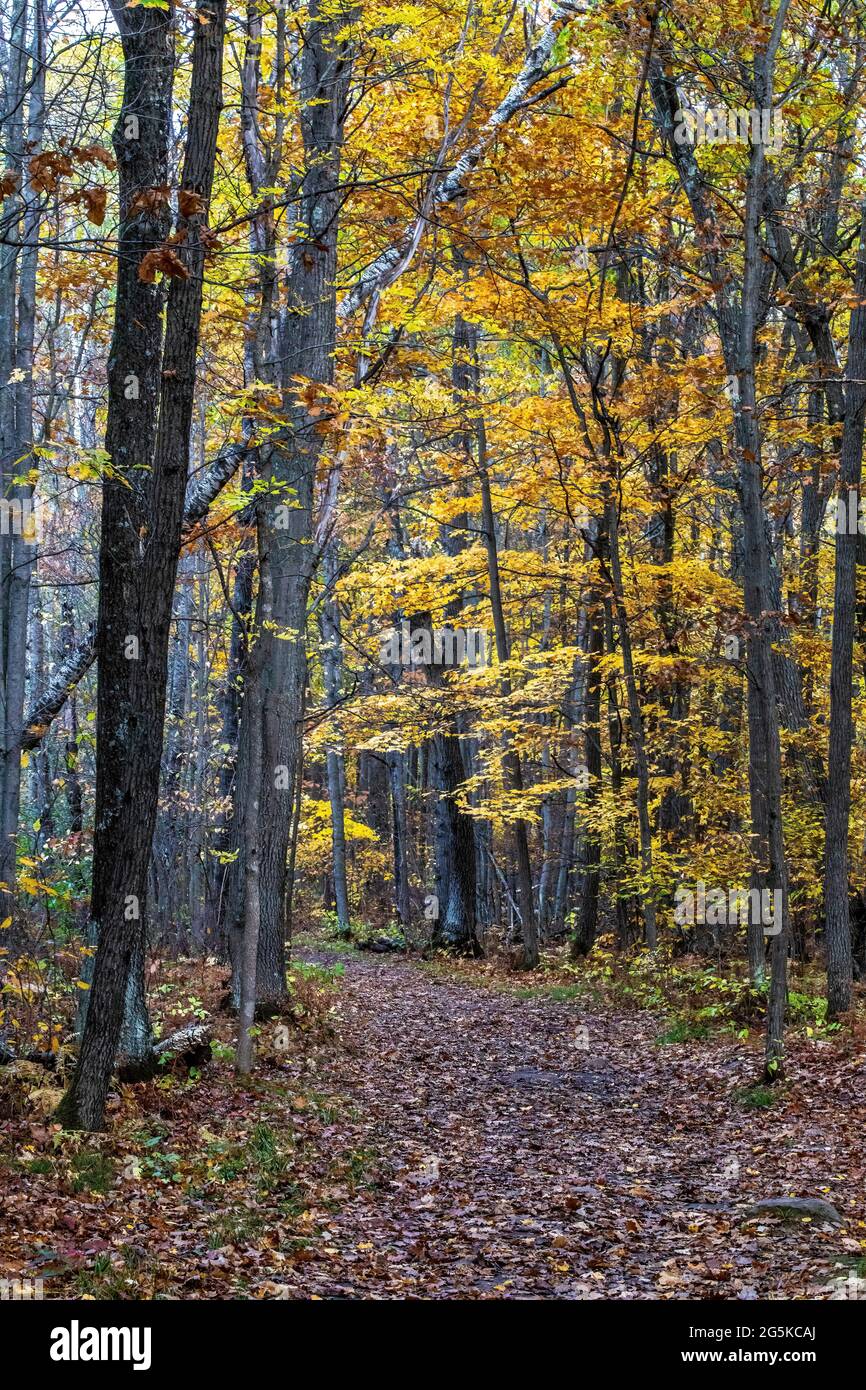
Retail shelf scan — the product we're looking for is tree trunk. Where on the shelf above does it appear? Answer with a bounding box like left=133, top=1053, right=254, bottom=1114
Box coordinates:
left=0, top=0, right=45, bottom=943
left=320, top=545, right=351, bottom=933
left=388, top=749, right=412, bottom=928
left=58, top=0, right=227, bottom=1129
left=572, top=591, right=604, bottom=957
left=649, top=15, right=792, bottom=1068
left=823, top=201, right=866, bottom=1016
left=230, top=2, right=351, bottom=1007
left=605, top=489, right=657, bottom=948
left=477, top=427, right=537, bottom=966
left=60, top=601, right=83, bottom=835
left=236, top=531, right=267, bottom=1075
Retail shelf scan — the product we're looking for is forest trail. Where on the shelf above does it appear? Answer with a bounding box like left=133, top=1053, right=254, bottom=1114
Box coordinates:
left=287, top=949, right=866, bottom=1300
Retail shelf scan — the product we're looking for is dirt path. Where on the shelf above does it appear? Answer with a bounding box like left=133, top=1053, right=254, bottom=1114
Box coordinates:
left=286, top=949, right=866, bottom=1299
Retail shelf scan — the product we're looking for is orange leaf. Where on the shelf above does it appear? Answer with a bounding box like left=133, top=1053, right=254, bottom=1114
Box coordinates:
left=129, top=185, right=171, bottom=216
left=138, top=246, right=190, bottom=283
left=81, top=186, right=107, bottom=226
left=178, top=188, right=207, bottom=218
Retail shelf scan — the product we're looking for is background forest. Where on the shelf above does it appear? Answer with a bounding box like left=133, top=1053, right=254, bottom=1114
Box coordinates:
left=2, top=0, right=866, bottom=1303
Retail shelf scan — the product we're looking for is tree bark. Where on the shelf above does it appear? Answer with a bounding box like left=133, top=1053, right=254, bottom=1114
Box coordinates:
left=649, top=11, right=792, bottom=1069
left=230, top=3, right=351, bottom=1007
left=0, top=0, right=46, bottom=941
left=823, top=201, right=866, bottom=1017
left=571, top=590, right=604, bottom=957
left=320, top=545, right=351, bottom=933
left=59, top=0, right=227, bottom=1129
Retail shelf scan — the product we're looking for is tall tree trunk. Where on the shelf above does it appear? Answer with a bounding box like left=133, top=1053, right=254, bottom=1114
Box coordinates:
left=476, top=423, right=538, bottom=966
left=59, top=0, right=227, bottom=1129
left=388, top=749, right=412, bottom=928
left=605, top=488, right=657, bottom=949
left=61, top=602, right=83, bottom=836
left=156, top=553, right=194, bottom=941
left=424, top=315, right=481, bottom=955
left=649, top=10, right=792, bottom=1067
left=231, top=3, right=351, bottom=1008
left=27, top=588, right=53, bottom=846
left=0, top=0, right=46, bottom=944
left=284, top=696, right=306, bottom=950
left=213, top=545, right=253, bottom=955
left=236, top=524, right=267, bottom=1075
left=430, top=728, right=480, bottom=955
left=737, top=62, right=791, bottom=1079
left=572, top=590, right=604, bottom=957
left=320, top=545, right=351, bottom=933
left=823, top=201, right=866, bottom=1016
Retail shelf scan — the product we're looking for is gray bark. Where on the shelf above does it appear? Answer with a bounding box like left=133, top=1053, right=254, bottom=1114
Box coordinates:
left=823, top=203, right=866, bottom=1016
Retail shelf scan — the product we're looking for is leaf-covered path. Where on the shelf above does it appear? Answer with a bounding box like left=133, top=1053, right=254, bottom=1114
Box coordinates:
left=289, top=949, right=866, bottom=1300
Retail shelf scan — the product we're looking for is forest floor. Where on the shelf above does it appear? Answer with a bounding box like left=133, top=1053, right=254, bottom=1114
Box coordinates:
left=274, top=943, right=866, bottom=1299
left=2, top=937, right=866, bottom=1299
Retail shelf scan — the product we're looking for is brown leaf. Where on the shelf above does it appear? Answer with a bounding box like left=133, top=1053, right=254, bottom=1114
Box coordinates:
left=138, top=246, right=190, bottom=283
left=71, top=144, right=116, bottom=171
left=178, top=188, right=207, bottom=218
left=80, top=187, right=107, bottom=226
left=199, top=224, right=221, bottom=256
left=129, top=185, right=171, bottom=216
left=28, top=150, right=74, bottom=194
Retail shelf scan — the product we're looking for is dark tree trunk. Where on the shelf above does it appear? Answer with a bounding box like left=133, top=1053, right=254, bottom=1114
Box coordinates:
left=430, top=729, right=480, bottom=955
left=649, top=23, right=791, bottom=1070
left=823, top=202, right=866, bottom=1017
left=388, top=749, right=412, bottom=929
left=59, top=0, right=227, bottom=1129
left=476, top=421, right=537, bottom=966
left=572, top=592, right=604, bottom=957
left=321, top=545, right=351, bottom=933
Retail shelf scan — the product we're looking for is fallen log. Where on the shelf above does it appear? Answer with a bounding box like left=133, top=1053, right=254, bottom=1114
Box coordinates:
left=116, top=1022, right=212, bottom=1083
left=0, top=1042, right=56, bottom=1069
left=3, top=1024, right=212, bottom=1081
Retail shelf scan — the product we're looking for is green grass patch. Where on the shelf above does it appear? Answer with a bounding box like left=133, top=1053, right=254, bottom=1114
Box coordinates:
left=656, top=1017, right=711, bottom=1044
left=735, top=1083, right=778, bottom=1110
left=23, top=1156, right=54, bottom=1175
left=69, top=1149, right=115, bottom=1194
